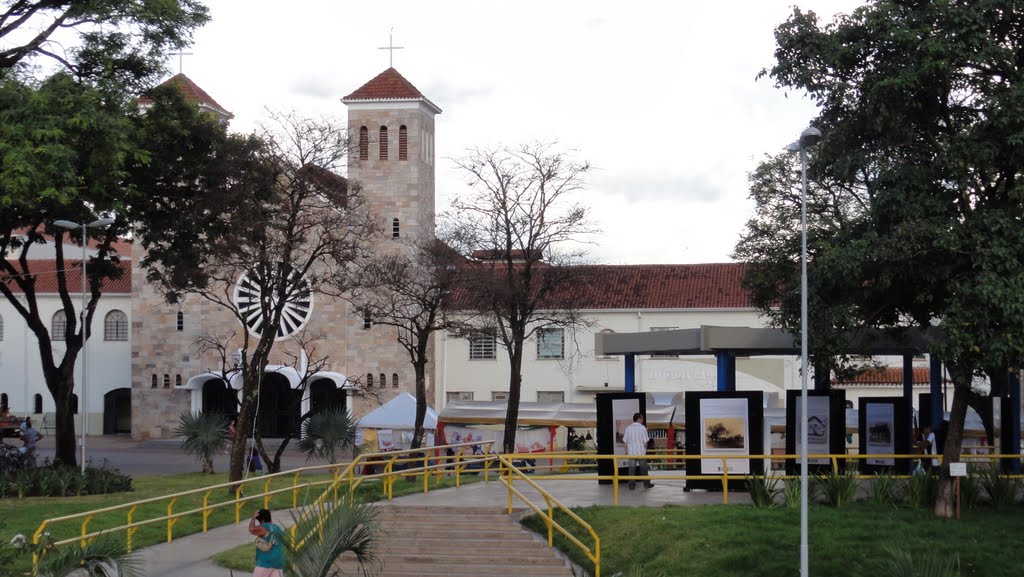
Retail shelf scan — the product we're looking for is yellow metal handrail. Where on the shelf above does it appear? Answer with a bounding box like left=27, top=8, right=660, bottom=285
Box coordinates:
left=498, top=455, right=601, bottom=577
left=30, top=440, right=493, bottom=574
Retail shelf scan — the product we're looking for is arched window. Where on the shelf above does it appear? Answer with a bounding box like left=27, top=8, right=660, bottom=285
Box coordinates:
left=71, top=393, right=79, bottom=414
left=175, top=374, right=182, bottom=387
left=366, top=373, right=374, bottom=387
left=104, top=310, right=128, bottom=341
left=34, top=394, right=43, bottom=414
left=398, top=125, right=408, bottom=160
left=151, top=374, right=158, bottom=388
left=358, top=126, right=368, bottom=161
left=176, top=311, right=184, bottom=331
left=51, top=310, right=67, bottom=341
left=163, top=374, right=170, bottom=388
left=379, top=126, right=388, bottom=160
left=379, top=373, right=386, bottom=388
left=392, top=373, right=399, bottom=388
left=392, top=218, right=400, bottom=239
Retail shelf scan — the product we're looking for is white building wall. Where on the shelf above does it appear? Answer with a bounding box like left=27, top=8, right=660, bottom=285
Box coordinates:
left=0, top=293, right=131, bottom=434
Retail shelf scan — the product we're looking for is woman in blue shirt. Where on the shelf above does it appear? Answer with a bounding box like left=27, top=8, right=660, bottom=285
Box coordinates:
left=248, top=508, right=285, bottom=577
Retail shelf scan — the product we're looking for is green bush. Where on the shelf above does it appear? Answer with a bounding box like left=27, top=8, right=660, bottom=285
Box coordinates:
left=783, top=478, right=802, bottom=508
left=0, top=460, right=131, bottom=499
left=812, top=469, right=858, bottom=507
left=958, top=470, right=983, bottom=510
left=746, top=474, right=782, bottom=508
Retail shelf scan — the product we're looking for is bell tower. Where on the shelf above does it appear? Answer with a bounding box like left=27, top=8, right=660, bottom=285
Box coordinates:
left=342, top=67, right=442, bottom=243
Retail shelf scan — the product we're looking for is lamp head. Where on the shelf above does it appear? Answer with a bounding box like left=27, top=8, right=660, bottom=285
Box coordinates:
left=799, top=127, right=822, bottom=148
left=53, top=220, right=79, bottom=230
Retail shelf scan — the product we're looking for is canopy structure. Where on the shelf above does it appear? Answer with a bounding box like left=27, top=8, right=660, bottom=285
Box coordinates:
left=438, top=401, right=677, bottom=429
left=358, top=392, right=438, bottom=430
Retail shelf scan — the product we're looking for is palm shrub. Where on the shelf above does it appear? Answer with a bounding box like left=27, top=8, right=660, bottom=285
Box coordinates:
left=866, top=470, right=902, bottom=506
left=958, top=470, right=983, bottom=510
left=298, top=407, right=358, bottom=464
left=35, top=536, right=143, bottom=577
left=286, top=498, right=379, bottom=577
left=746, top=474, right=782, bottom=508
left=871, top=544, right=959, bottom=577
left=175, top=411, right=230, bottom=474
left=902, top=472, right=936, bottom=508
left=977, top=465, right=1021, bottom=507
left=811, top=468, right=858, bottom=507
left=783, top=478, right=801, bottom=508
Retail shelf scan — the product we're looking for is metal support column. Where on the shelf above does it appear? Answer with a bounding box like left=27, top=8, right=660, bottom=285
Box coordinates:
left=716, top=352, right=736, bottom=392
left=929, top=354, right=943, bottom=429
left=624, top=354, right=636, bottom=393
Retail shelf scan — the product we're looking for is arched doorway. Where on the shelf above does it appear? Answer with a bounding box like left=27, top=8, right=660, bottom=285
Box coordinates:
left=202, top=379, right=238, bottom=417
left=256, top=373, right=300, bottom=438
left=102, top=388, right=131, bottom=434
left=309, top=378, right=346, bottom=415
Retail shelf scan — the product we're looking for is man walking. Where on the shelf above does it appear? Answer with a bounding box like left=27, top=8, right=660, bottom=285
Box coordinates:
left=623, top=412, right=654, bottom=489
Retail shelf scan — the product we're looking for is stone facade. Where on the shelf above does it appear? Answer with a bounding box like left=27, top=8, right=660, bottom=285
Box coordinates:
left=130, top=70, right=441, bottom=439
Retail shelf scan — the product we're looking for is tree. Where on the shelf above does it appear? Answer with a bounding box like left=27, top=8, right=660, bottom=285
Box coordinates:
left=746, top=0, right=1024, bottom=517
left=0, top=73, right=241, bottom=467
left=351, top=237, right=463, bottom=449
left=446, top=142, right=597, bottom=453
left=0, top=0, right=208, bottom=86
left=140, top=112, right=379, bottom=484
left=174, top=410, right=229, bottom=474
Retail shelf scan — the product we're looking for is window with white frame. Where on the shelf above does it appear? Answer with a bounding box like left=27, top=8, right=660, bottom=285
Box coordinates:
left=446, top=391, right=474, bottom=403
left=537, top=391, right=564, bottom=403
left=491, top=391, right=509, bottom=401
left=536, top=328, right=564, bottom=359
left=469, top=333, right=496, bottom=360
left=650, top=327, right=678, bottom=358
left=104, top=310, right=128, bottom=341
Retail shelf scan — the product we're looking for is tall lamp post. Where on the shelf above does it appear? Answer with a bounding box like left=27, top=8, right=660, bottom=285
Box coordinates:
left=54, top=218, right=115, bottom=473
left=787, top=126, right=821, bottom=577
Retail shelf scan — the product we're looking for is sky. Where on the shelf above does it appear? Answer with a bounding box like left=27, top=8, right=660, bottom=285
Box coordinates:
left=176, top=0, right=866, bottom=265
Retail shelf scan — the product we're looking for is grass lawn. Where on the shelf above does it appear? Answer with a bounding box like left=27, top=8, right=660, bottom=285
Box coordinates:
left=523, top=503, right=1024, bottom=577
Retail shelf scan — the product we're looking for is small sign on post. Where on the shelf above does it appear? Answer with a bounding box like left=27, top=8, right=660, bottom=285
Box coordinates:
left=949, top=461, right=967, bottom=519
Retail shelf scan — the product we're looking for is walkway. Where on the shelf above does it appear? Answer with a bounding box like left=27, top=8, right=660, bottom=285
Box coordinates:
left=139, top=471, right=749, bottom=577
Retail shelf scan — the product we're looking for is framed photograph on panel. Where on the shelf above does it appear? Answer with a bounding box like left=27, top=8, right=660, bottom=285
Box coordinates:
left=785, top=389, right=846, bottom=475
left=596, top=392, right=645, bottom=485
left=858, top=397, right=910, bottom=474
left=684, top=391, right=763, bottom=491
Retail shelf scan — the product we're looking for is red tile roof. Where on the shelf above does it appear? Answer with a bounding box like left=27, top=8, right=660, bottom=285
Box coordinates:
left=342, top=68, right=442, bottom=113
left=833, top=367, right=932, bottom=387
left=570, top=263, right=752, bottom=309
left=138, top=73, right=232, bottom=118
left=2, top=260, right=132, bottom=294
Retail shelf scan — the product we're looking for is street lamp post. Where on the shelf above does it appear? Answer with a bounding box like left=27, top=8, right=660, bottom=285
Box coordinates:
left=788, top=126, right=821, bottom=577
left=54, top=218, right=115, bottom=473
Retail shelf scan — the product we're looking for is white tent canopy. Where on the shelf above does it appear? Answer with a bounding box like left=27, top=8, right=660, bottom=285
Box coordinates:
left=438, top=401, right=676, bottom=429
left=358, top=392, right=438, bottom=430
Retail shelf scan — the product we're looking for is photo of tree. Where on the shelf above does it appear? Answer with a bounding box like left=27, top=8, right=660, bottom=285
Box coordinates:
left=704, top=417, right=746, bottom=449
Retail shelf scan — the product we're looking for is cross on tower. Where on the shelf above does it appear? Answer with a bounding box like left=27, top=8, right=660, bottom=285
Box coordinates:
left=378, top=29, right=404, bottom=68
left=168, top=50, right=193, bottom=74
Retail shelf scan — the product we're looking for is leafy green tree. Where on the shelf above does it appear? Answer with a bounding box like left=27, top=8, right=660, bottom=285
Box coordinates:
left=744, top=0, right=1024, bottom=517
left=0, top=0, right=208, bottom=86
left=297, top=407, right=358, bottom=465
left=174, top=411, right=230, bottom=474
left=286, top=499, right=378, bottom=577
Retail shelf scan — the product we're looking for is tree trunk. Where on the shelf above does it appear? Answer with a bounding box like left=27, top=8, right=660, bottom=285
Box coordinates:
left=503, top=345, right=524, bottom=454
left=934, top=377, right=970, bottom=518
left=412, top=358, right=427, bottom=450
left=43, top=364, right=79, bottom=468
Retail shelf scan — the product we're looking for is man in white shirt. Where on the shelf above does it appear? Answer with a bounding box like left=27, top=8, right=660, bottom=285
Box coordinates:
left=921, top=424, right=939, bottom=471
left=623, top=412, right=654, bottom=489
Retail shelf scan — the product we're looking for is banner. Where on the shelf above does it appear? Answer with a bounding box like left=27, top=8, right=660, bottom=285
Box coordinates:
left=612, top=398, right=641, bottom=455
left=796, top=395, right=831, bottom=465
left=442, top=425, right=551, bottom=454
left=865, top=403, right=895, bottom=466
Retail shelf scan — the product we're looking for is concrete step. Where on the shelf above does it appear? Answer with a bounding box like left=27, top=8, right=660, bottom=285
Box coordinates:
left=341, top=504, right=576, bottom=577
